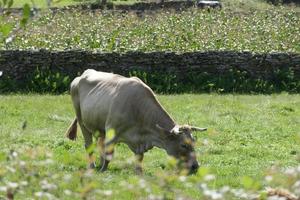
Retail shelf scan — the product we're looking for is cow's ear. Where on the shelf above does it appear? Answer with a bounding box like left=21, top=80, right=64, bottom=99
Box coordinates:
left=190, top=126, right=207, bottom=132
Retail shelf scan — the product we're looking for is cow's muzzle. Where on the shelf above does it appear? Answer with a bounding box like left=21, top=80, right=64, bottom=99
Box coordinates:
left=189, top=161, right=199, bottom=174
left=186, top=153, right=199, bottom=174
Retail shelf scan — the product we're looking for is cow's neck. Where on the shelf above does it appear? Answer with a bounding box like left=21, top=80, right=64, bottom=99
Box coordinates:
left=145, top=124, right=177, bottom=153
left=151, top=99, right=176, bottom=131
left=150, top=101, right=177, bottom=149
left=139, top=95, right=176, bottom=152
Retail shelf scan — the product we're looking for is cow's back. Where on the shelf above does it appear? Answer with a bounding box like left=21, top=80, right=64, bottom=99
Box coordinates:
left=72, top=70, right=125, bottom=132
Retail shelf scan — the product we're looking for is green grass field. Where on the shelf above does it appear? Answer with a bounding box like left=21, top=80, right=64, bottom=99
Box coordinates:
left=0, top=94, right=299, bottom=199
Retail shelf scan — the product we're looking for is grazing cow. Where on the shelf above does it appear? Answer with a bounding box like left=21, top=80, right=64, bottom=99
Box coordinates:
left=65, top=69, right=207, bottom=174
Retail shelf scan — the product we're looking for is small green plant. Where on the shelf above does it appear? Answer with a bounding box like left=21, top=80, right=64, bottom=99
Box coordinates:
left=27, top=67, right=71, bottom=93
left=0, top=0, right=30, bottom=45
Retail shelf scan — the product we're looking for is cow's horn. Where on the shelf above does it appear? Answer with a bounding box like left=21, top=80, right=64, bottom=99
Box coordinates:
left=191, top=126, right=207, bottom=132
left=156, top=124, right=179, bottom=135
left=171, top=125, right=181, bottom=135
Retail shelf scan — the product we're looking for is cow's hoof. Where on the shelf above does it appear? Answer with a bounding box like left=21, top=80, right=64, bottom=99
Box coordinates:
left=135, top=166, right=143, bottom=175
left=89, top=162, right=96, bottom=169
left=99, top=166, right=107, bottom=172
left=99, top=161, right=109, bottom=172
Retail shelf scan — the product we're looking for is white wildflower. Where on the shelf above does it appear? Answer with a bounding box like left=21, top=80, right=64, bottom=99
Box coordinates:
left=284, top=167, right=296, bottom=175
left=240, top=193, right=249, bottom=199
left=35, top=191, right=44, bottom=197
left=5, top=37, right=13, bottom=44
left=103, top=190, right=112, bottom=196
left=127, top=184, right=134, bottom=189
left=40, top=180, right=57, bottom=191
left=185, top=182, right=193, bottom=188
left=293, top=181, right=300, bottom=195
left=46, top=152, right=53, bottom=158
left=64, top=189, right=72, bottom=195
left=267, top=196, right=287, bottom=200
left=265, top=175, right=273, bottom=182
left=204, top=190, right=223, bottom=200
left=220, top=186, right=230, bottom=193
left=202, top=139, right=209, bottom=145
left=20, top=181, right=28, bottom=186
left=106, top=154, right=113, bottom=161
left=19, top=161, right=26, bottom=167
left=7, top=182, right=18, bottom=189
left=148, top=194, right=158, bottom=200
left=84, top=169, right=94, bottom=178
left=12, top=151, right=18, bottom=158
left=293, top=181, right=300, bottom=188
left=145, top=187, right=151, bottom=193
left=231, top=189, right=245, bottom=197
left=179, top=176, right=186, bottom=182
left=0, top=186, right=7, bottom=192
left=200, top=183, right=208, bottom=190
left=44, top=159, right=54, bottom=165
left=51, top=174, right=59, bottom=179
left=211, top=192, right=223, bottom=199
left=35, top=191, right=56, bottom=199
left=6, top=166, right=16, bottom=173
left=139, top=179, right=146, bottom=188
left=204, top=174, right=216, bottom=181
left=63, top=174, right=72, bottom=182
left=94, top=189, right=102, bottom=194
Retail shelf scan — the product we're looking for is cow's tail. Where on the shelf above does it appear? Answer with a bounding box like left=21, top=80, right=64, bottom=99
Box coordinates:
left=65, top=118, right=78, bottom=140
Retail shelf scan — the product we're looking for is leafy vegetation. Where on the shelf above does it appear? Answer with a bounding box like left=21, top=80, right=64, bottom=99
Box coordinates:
left=0, top=94, right=299, bottom=199
left=1, top=66, right=299, bottom=93
left=0, top=0, right=30, bottom=45
left=10, top=0, right=94, bottom=8
left=221, top=0, right=300, bottom=11
left=2, top=8, right=299, bottom=53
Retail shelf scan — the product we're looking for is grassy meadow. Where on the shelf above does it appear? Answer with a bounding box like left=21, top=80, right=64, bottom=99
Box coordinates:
left=0, top=94, right=299, bottom=199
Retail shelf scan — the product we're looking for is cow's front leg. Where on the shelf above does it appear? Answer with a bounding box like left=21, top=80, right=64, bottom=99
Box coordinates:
left=135, top=153, right=144, bottom=175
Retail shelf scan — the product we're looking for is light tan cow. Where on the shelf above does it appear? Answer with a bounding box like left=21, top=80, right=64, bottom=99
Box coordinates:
left=65, top=69, right=206, bottom=174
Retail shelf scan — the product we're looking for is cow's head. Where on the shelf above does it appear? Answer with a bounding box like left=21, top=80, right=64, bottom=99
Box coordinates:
left=157, top=124, right=207, bottom=174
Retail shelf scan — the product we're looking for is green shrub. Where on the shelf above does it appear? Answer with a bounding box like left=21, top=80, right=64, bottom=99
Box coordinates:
left=1, top=66, right=299, bottom=93
left=27, top=67, right=71, bottom=93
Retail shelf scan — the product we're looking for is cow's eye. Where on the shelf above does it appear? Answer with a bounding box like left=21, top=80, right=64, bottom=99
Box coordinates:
left=180, top=144, right=189, bottom=149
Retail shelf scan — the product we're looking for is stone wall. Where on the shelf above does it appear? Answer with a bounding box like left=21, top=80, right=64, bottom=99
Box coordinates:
left=0, top=50, right=299, bottom=92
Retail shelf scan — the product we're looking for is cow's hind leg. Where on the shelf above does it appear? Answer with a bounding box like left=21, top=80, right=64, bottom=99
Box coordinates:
left=79, top=123, right=95, bottom=169
left=70, top=79, right=95, bottom=169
